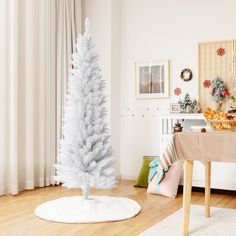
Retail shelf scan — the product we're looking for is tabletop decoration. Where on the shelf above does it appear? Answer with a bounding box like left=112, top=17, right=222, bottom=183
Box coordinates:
left=204, top=107, right=236, bottom=131
left=178, top=93, right=200, bottom=113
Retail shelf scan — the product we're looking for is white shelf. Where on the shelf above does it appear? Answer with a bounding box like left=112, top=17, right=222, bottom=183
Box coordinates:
left=160, top=113, right=205, bottom=120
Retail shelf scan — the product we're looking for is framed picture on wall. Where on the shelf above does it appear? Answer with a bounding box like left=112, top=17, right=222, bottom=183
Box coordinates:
left=169, top=103, right=180, bottom=113
left=135, top=60, right=170, bottom=99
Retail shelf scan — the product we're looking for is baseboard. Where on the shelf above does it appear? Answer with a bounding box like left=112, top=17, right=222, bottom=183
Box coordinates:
left=115, top=174, right=121, bottom=180
left=178, top=185, right=236, bottom=196
left=119, top=176, right=236, bottom=191
left=180, top=179, right=236, bottom=191
left=120, top=175, right=136, bottom=180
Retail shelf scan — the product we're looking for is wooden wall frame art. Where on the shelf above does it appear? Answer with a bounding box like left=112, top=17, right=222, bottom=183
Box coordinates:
left=199, top=40, right=236, bottom=111
left=135, top=60, right=170, bottom=99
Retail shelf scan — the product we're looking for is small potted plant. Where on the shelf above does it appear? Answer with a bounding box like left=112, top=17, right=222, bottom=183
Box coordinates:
left=211, top=76, right=229, bottom=111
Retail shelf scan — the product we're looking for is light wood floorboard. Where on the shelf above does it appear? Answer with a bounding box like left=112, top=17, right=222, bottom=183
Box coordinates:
left=1, top=180, right=236, bottom=236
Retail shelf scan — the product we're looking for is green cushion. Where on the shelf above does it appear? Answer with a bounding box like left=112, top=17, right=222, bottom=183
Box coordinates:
left=134, top=156, right=158, bottom=188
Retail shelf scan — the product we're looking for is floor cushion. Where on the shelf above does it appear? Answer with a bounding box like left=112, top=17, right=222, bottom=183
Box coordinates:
left=134, top=156, right=158, bottom=188
left=147, top=161, right=183, bottom=198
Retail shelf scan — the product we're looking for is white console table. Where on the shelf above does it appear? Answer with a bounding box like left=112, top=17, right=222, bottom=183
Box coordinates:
left=160, top=113, right=206, bottom=155
left=160, top=113, right=236, bottom=191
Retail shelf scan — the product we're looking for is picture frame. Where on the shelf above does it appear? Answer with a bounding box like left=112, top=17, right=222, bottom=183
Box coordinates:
left=135, top=60, right=170, bottom=99
left=169, top=103, right=180, bottom=113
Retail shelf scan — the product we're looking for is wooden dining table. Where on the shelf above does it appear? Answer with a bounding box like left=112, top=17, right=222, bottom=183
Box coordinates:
left=173, top=132, right=236, bottom=236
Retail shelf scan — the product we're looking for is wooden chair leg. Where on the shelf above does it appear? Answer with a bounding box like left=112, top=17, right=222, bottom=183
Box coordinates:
left=205, top=161, right=211, bottom=217
left=182, top=160, right=194, bottom=236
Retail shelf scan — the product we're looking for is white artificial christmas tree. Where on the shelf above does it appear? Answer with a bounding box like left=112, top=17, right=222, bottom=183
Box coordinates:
left=55, top=18, right=116, bottom=199
left=35, top=19, right=141, bottom=223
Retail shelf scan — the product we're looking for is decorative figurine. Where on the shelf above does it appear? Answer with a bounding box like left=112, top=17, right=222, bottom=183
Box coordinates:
left=173, top=120, right=183, bottom=133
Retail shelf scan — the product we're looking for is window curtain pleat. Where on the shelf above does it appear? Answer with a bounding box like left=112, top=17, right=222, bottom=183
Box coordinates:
left=0, top=0, right=81, bottom=196
left=56, top=0, right=81, bottom=144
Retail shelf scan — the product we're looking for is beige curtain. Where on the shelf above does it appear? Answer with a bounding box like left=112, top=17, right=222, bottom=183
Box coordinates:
left=0, top=0, right=81, bottom=196
left=56, top=0, right=81, bottom=153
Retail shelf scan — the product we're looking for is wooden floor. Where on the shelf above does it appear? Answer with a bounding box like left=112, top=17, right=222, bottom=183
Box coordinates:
left=1, top=180, right=236, bottom=236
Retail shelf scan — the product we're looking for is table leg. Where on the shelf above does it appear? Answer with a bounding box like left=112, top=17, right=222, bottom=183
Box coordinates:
left=182, top=160, right=194, bottom=236
left=205, top=161, right=211, bottom=217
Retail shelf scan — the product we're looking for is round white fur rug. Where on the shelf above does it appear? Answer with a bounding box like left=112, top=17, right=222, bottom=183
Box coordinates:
left=35, top=196, right=141, bottom=223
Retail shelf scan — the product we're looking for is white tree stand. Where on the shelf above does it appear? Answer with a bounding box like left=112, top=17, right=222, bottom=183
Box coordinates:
left=35, top=196, right=141, bottom=223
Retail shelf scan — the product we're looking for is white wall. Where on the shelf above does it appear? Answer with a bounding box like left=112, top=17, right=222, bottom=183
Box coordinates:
left=81, top=0, right=236, bottom=179
left=120, top=0, right=236, bottom=179
left=110, top=0, right=121, bottom=177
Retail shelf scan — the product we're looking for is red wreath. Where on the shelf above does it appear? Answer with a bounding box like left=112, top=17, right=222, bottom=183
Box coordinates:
left=217, top=48, right=225, bottom=57
left=203, top=80, right=211, bottom=88
left=174, top=87, right=181, bottom=96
